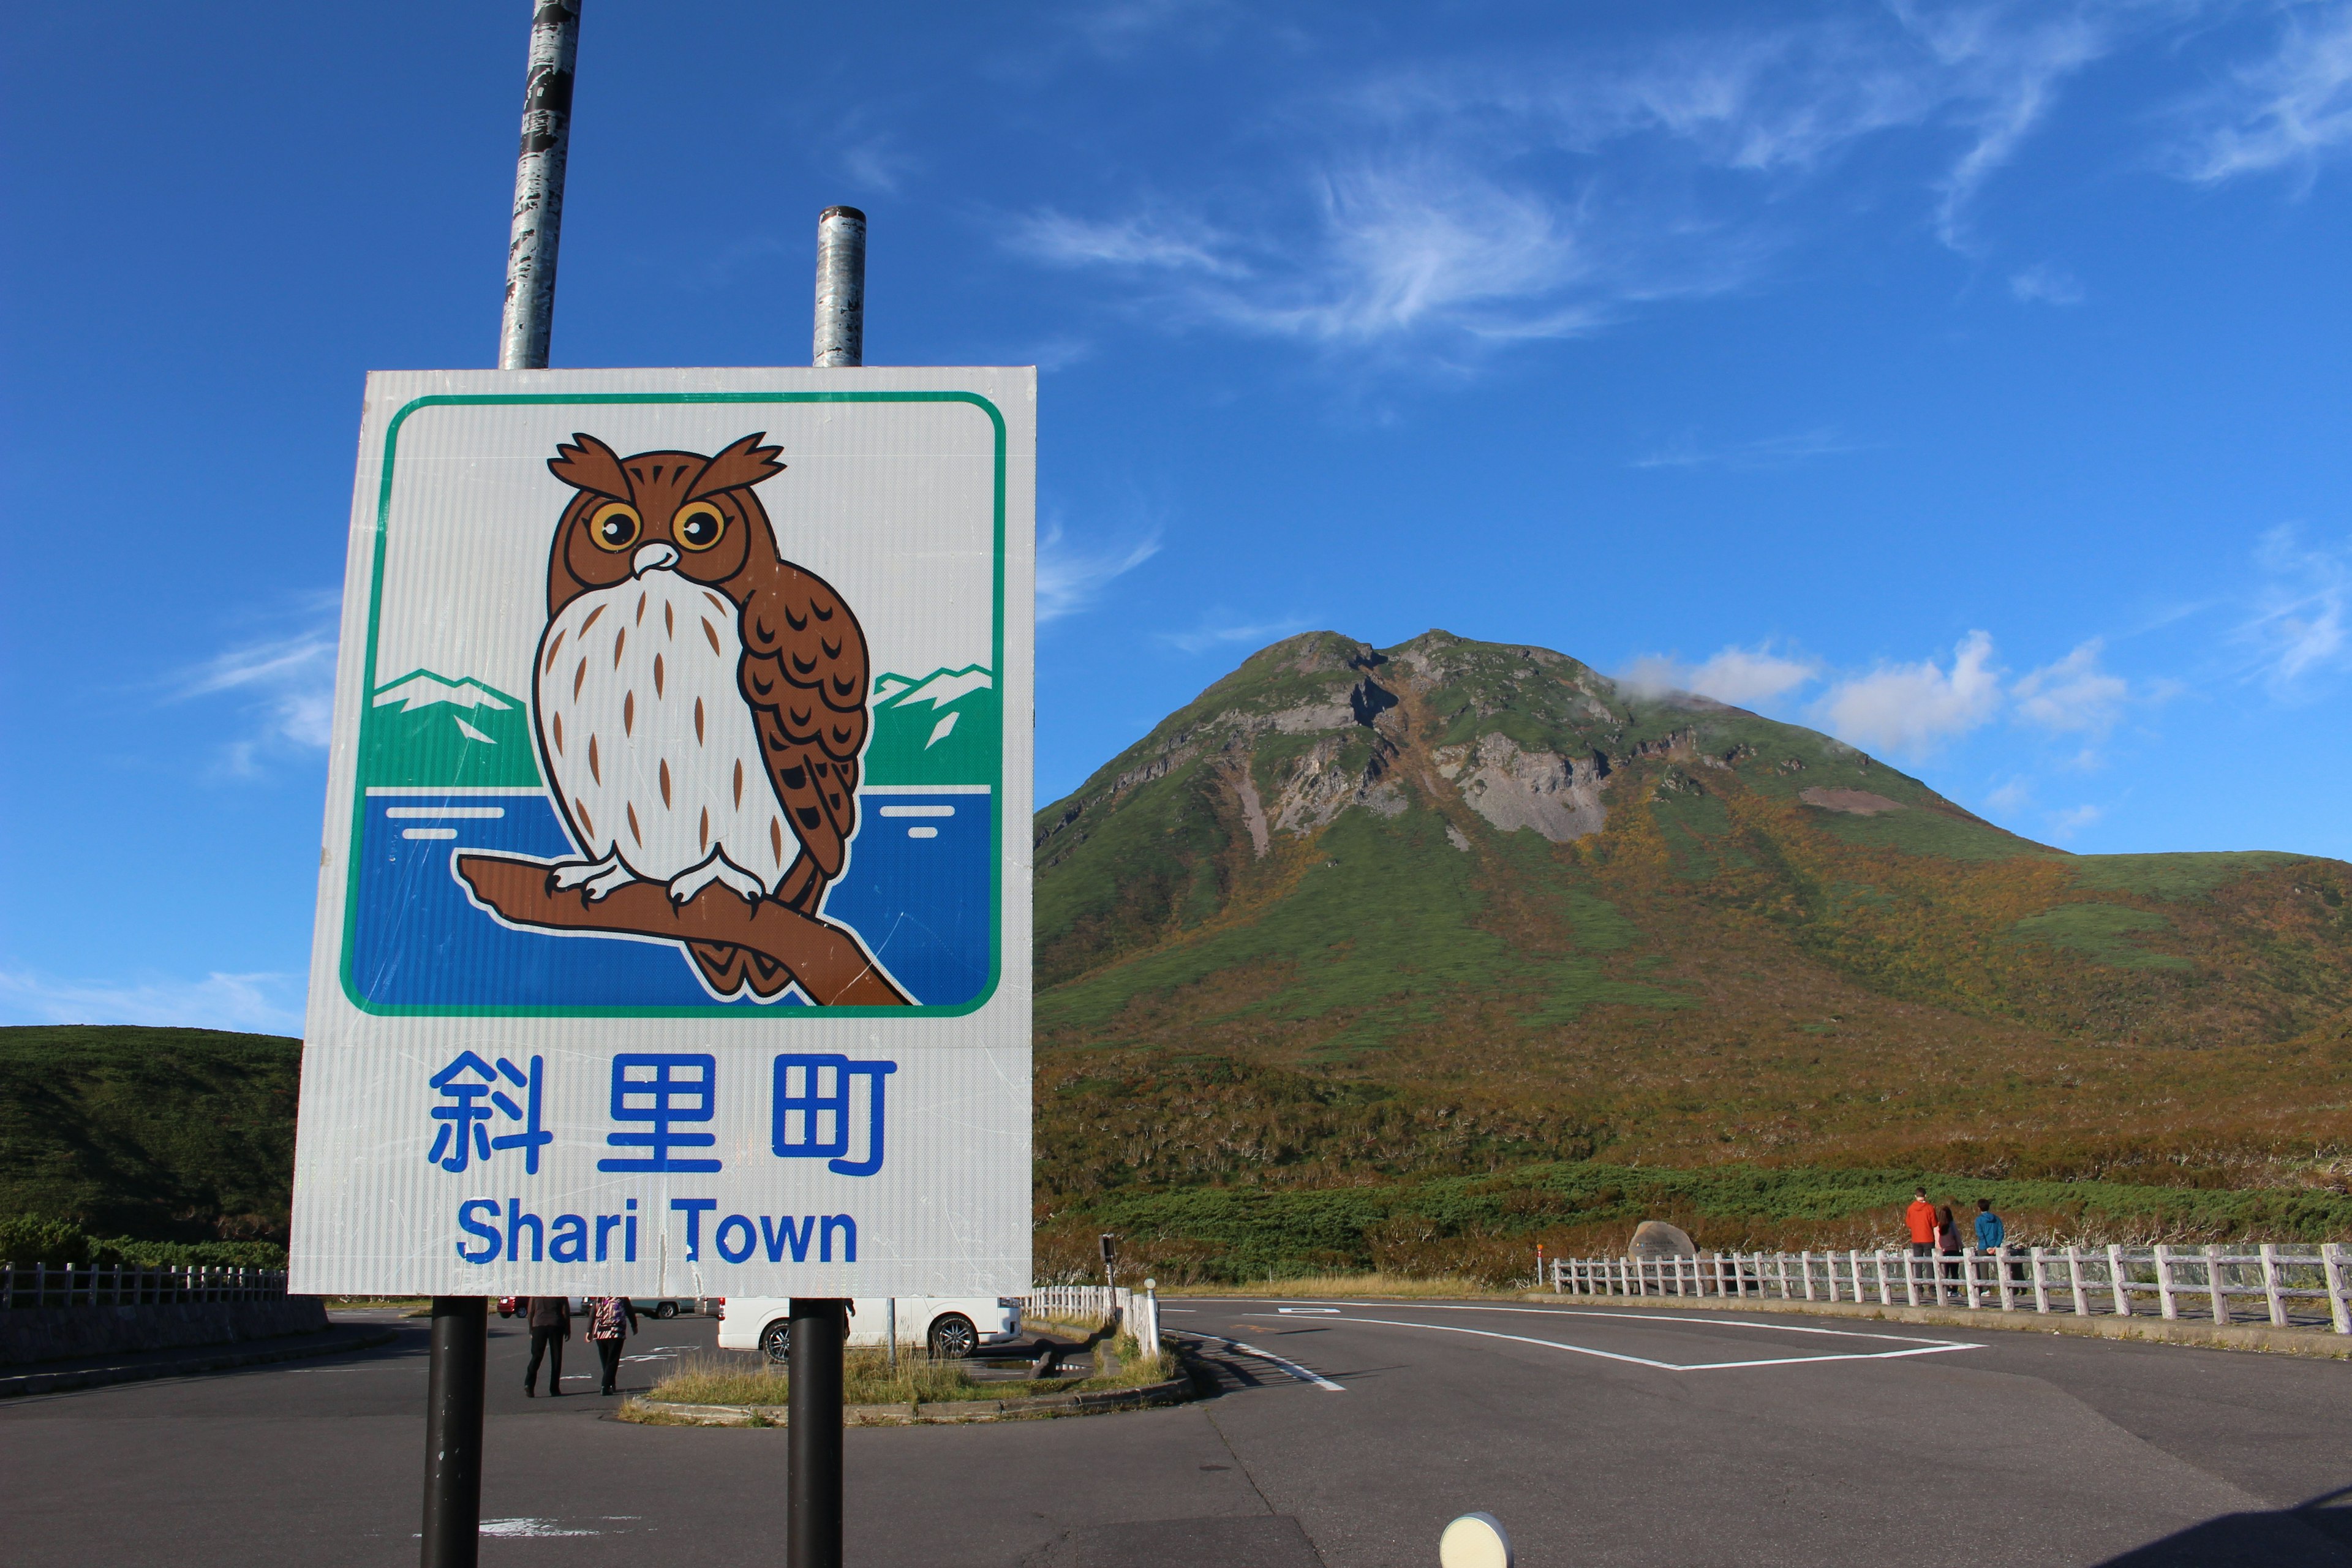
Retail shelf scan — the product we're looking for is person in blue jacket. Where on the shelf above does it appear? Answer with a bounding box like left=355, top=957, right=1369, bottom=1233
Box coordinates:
left=1974, top=1198, right=2005, bottom=1251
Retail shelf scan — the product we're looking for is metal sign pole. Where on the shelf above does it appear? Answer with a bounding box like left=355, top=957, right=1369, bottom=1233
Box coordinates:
left=787, top=204, right=866, bottom=1568
left=499, top=0, right=581, bottom=372
left=421, top=8, right=581, bottom=1567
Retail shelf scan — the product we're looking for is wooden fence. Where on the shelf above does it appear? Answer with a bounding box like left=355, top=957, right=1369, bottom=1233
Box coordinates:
left=2, top=1264, right=292, bottom=1310
left=1549, top=1244, right=2351, bottom=1334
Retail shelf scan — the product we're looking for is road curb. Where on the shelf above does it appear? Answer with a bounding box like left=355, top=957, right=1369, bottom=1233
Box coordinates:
left=621, top=1374, right=1196, bottom=1427
left=0, top=1329, right=404, bottom=1398
left=1521, top=1291, right=2352, bottom=1358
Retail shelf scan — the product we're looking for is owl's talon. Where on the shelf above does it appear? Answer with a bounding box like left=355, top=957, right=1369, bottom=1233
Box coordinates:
left=549, top=853, right=635, bottom=901
left=668, top=851, right=767, bottom=907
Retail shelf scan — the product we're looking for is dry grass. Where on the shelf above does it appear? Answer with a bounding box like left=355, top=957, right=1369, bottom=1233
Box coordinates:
left=647, top=1336, right=1175, bottom=1410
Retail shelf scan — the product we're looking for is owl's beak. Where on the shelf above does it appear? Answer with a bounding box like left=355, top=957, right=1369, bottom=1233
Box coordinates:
left=631, top=541, right=680, bottom=576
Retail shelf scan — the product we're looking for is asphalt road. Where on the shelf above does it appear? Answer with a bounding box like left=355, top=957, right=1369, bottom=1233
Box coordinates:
left=3, top=1297, right=2346, bottom=1566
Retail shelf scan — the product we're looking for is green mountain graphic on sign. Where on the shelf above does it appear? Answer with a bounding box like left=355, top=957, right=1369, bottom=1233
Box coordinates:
left=360, top=671, right=542, bottom=789
left=865, top=666, right=998, bottom=788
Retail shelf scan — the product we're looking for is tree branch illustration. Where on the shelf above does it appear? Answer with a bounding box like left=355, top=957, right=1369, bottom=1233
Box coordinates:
left=455, top=853, right=911, bottom=1007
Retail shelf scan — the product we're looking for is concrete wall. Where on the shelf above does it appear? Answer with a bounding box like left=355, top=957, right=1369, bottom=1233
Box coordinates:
left=1, top=1297, right=330, bottom=1366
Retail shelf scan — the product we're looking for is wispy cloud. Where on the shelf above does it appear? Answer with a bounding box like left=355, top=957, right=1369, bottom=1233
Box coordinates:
left=0, top=966, right=304, bottom=1034
left=1620, top=642, right=1822, bottom=705
left=2237, top=524, right=2351, bottom=693
left=1632, top=426, right=1870, bottom=470
left=2009, top=261, right=2084, bottom=304
left=1012, top=6, right=2209, bottom=354
left=1158, top=614, right=1317, bottom=655
left=2170, top=2, right=2352, bottom=184
left=2011, top=638, right=2128, bottom=735
left=1038, top=518, right=1162, bottom=622
left=1812, top=630, right=2005, bottom=756
left=2046, top=802, right=2105, bottom=840
left=171, top=595, right=342, bottom=776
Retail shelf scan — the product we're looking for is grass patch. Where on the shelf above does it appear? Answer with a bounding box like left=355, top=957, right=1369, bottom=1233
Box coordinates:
left=2070, top=851, right=2306, bottom=899
left=1163, top=1272, right=1529, bottom=1300
left=1814, top=807, right=2051, bottom=863
left=2012, top=904, right=2192, bottom=971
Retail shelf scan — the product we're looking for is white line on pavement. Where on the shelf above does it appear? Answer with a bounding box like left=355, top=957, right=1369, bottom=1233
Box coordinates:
left=1185, top=1333, right=1346, bottom=1391
left=1330, top=1314, right=1983, bottom=1373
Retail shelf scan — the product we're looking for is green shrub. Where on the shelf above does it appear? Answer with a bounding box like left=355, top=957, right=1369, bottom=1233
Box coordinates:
left=1, top=1213, right=91, bottom=1265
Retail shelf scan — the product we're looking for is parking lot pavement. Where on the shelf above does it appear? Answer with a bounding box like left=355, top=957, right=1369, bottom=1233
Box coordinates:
left=2, top=1299, right=2346, bottom=1566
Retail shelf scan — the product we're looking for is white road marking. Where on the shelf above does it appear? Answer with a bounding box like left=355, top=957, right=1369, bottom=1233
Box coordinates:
left=1311, top=1310, right=1982, bottom=1373
left=1185, top=1333, right=1345, bottom=1391
left=1278, top=1307, right=1340, bottom=1314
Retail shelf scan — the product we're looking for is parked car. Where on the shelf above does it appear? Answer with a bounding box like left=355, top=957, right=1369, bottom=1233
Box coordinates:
left=716, top=1297, right=1021, bottom=1362
left=627, top=1296, right=698, bottom=1319
left=496, top=1297, right=518, bottom=1318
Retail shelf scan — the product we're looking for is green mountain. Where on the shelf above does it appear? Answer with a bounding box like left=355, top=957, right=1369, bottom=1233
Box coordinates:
left=1031, top=631, right=2352, bottom=1227
left=360, top=671, right=540, bottom=788
left=865, top=666, right=998, bottom=787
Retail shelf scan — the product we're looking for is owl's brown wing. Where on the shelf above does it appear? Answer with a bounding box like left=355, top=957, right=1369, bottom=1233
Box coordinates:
left=736, top=561, right=870, bottom=914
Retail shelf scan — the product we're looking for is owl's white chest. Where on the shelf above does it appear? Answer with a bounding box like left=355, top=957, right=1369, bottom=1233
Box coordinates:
left=532, top=571, right=794, bottom=891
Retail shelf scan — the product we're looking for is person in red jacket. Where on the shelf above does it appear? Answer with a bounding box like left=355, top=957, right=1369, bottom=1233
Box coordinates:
left=1904, top=1188, right=1937, bottom=1294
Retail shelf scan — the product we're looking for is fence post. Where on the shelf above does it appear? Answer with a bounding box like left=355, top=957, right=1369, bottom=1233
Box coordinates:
left=2027, top=1248, right=2046, bottom=1313
left=2154, top=1246, right=2179, bottom=1321
left=1960, top=1248, right=1979, bottom=1309
left=2258, top=1245, right=2286, bottom=1327
left=2204, top=1245, right=2229, bottom=1325
left=1997, top=1248, right=2015, bottom=1311
left=2108, top=1245, right=2132, bottom=1316
left=2322, top=1244, right=2350, bottom=1336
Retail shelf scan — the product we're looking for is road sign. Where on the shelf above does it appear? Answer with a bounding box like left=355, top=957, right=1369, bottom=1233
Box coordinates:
left=290, top=366, right=1034, bottom=1299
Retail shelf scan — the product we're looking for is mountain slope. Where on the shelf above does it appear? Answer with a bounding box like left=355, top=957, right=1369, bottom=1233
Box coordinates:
left=1032, top=631, right=2352, bottom=1202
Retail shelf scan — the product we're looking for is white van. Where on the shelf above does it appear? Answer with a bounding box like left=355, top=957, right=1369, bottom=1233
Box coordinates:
left=716, top=1297, right=1022, bottom=1361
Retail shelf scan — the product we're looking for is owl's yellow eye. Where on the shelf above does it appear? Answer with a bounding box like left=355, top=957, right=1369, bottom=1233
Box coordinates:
left=589, top=502, right=641, bottom=551
left=673, top=501, right=726, bottom=551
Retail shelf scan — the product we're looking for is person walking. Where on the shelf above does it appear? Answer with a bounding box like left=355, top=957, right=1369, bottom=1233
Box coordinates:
left=523, top=1295, right=570, bottom=1397
left=1904, top=1188, right=1937, bottom=1297
left=586, top=1295, right=639, bottom=1396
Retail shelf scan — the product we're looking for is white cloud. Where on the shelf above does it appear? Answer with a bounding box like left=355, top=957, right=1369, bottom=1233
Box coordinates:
left=2046, top=802, right=2104, bottom=840
left=2011, top=638, right=2128, bottom=734
left=1159, top=614, right=1316, bottom=655
left=2009, top=261, right=2084, bottom=304
left=1037, top=518, right=1162, bottom=622
left=1019, top=210, right=1242, bottom=274
left=2238, top=524, right=2351, bottom=692
left=1632, top=426, right=1869, bottom=470
left=171, top=600, right=343, bottom=775
left=2171, top=4, right=2352, bottom=183
left=1621, top=643, right=1821, bottom=706
left=1985, top=777, right=2034, bottom=813
left=1016, top=6, right=2206, bottom=352
left=1811, top=630, right=2005, bottom=755
left=0, top=967, right=304, bottom=1035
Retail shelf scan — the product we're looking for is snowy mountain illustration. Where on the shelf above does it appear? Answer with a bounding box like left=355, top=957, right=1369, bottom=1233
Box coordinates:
left=865, top=665, right=998, bottom=788
left=360, top=671, right=541, bottom=788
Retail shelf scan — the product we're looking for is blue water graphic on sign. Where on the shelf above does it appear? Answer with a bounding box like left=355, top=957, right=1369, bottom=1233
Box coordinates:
left=347, top=790, right=991, bottom=1009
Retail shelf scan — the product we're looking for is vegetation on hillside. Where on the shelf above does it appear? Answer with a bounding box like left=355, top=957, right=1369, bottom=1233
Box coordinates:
left=1029, top=630, right=2352, bottom=1269
left=0, top=1026, right=300, bottom=1243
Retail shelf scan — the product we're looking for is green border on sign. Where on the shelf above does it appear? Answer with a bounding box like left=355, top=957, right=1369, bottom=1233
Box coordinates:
left=338, top=390, right=1009, bottom=1018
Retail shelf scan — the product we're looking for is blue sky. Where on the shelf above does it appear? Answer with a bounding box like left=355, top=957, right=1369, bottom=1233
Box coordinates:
left=4, top=1, right=2350, bottom=1034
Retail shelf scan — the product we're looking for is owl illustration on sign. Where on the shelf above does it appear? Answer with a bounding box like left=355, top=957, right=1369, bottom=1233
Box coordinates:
left=529, top=431, right=869, bottom=1000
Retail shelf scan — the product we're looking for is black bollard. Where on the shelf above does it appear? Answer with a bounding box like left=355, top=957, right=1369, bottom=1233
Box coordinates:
left=420, top=1295, right=488, bottom=1568
left=788, top=1297, right=848, bottom=1568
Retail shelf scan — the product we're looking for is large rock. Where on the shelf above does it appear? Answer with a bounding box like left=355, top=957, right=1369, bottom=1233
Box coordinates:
left=1629, top=1220, right=1696, bottom=1259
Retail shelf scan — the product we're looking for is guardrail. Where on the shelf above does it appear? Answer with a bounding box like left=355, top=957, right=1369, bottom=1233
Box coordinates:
left=1016, top=1284, right=1161, bottom=1351
left=3, top=1263, right=293, bottom=1310
left=1548, top=1245, right=2352, bottom=1333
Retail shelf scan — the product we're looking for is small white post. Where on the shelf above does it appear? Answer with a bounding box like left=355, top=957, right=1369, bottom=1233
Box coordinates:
left=1961, top=1248, right=1980, bottom=1309
left=2154, top=1245, right=2179, bottom=1321
left=2030, top=1248, right=2049, bottom=1314
left=2108, top=1245, right=2132, bottom=1316
left=1874, top=1250, right=1890, bottom=1306
left=2065, top=1246, right=2087, bottom=1316
left=2322, top=1244, right=2350, bottom=1335
left=1996, top=1248, right=2015, bottom=1311
left=2204, top=1245, right=2229, bottom=1325
left=1797, top=1252, right=1812, bottom=1302
left=1903, top=1250, right=1920, bottom=1307
left=2258, top=1245, right=2286, bottom=1327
